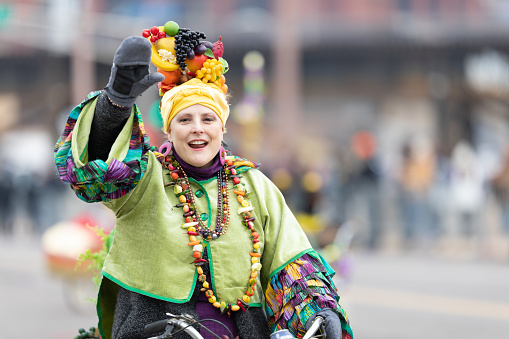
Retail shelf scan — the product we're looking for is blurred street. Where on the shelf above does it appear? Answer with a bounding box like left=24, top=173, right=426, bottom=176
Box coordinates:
left=342, top=252, right=509, bottom=339
left=1, top=234, right=509, bottom=339
left=0, top=236, right=97, bottom=339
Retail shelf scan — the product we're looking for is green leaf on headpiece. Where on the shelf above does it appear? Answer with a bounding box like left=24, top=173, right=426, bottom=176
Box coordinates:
left=219, top=57, right=229, bottom=74
left=204, top=48, right=214, bottom=58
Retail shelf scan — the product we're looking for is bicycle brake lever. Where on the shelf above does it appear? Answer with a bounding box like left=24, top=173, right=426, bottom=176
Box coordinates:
left=302, top=316, right=325, bottom=339
left=157, top=323, right=175, bottom=339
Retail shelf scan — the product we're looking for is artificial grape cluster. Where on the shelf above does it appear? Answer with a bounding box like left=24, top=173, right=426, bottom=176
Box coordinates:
left=196, top=59, right=223, bottom=85
left=174, top=28, right=206, bottom=71
left=73, top=327, right=99, bottom=339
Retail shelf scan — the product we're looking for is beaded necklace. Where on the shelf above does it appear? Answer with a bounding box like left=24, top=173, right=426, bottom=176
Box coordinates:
left=163, top=154, right=262, bottom=315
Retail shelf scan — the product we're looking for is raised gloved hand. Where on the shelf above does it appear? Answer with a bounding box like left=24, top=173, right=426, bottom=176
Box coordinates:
left=305, top=308, right=342, bottom=339
left=104, top=36, right=164, bottom=108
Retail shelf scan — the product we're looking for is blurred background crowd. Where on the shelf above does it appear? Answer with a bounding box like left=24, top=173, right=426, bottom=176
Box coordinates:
left=2, top=1, right=509, bottom=338
left=2, top=0, right=509, bottom=260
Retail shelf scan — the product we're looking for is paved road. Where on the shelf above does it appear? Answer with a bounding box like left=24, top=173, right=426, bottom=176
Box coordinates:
left=340, top=251, right=509, bottom=339
left=0, top=236, right=97, bottom=339
left=1, top=235, right=509, bottom=339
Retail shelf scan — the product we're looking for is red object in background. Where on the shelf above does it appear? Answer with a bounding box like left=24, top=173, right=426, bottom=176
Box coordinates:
left=351, top=130, right=377, bottom=160
left=144, top=123, right=166, bottom=149
left=41, top=213, right=105, bottom=276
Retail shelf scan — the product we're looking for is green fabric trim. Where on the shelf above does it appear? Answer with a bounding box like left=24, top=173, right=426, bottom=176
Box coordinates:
left=190, top=177, right=213, bottom=229
left=206, top=241, right=216, bottom=293
left=80, top=144, right=89, bottom=164
left=268, top=248, right=315, bottom=280
left=97, top=276, right=119, bottom=339
left=71, top=98, right=135, bottom=168
left=193, top=177, right=217, bottom=184
left=96, top=286, right=104, bottom=339
left=72, top=99, right=96, bottom=167
left=102, top=271, right=196, bottom=303
left=315, top=252, right=336, bottom=278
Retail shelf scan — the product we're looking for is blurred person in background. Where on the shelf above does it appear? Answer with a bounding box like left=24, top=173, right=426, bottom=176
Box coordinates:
left=490, top=146, right=509, bottom=235
left=397, top=135, right=437, bottom=249
left=344, top=131, right=381, bottom=250
left=0, top=164, right=15, bottom=234
left=449, top=141, right=484, bottom=242
left=53, top=21, right=352, bottom=339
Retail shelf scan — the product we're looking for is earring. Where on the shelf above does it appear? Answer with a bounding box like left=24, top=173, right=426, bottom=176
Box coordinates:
left=159, top=141, right=172, bottom=157
left=219, top=145, right=226, bottom=166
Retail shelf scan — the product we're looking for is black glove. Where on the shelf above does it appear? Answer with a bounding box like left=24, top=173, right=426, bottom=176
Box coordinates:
left=104, top=36, right=164, bottom=107
left=305, top=308, right=342, bottom=339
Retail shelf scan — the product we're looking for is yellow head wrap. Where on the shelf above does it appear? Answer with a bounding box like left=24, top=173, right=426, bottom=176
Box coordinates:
left=160, top=78, right=229, bottom=133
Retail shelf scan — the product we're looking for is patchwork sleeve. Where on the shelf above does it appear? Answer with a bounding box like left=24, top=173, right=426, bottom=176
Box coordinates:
left=54, top=91, right=163, bottom=203
left=265, top=251, right=353, bottom=339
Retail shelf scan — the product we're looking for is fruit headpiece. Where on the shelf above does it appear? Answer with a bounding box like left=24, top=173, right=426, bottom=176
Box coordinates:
left=142, top=21, right=228, bottom=96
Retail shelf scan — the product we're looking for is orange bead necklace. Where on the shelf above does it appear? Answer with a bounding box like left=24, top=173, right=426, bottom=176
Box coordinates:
left=164, top=155, right=262, bottom=315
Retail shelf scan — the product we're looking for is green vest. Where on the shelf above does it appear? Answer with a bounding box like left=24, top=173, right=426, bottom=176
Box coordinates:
left=73, top=99, right=313, bottom=337
left=100, top=151, right=312, bottom=305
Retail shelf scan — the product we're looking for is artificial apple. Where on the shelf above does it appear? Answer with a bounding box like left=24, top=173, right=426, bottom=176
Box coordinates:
left=185, top=53, right=209, bottom=73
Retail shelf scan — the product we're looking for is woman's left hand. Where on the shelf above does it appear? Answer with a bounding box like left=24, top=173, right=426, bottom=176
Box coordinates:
left=306, top=308, right=343, bottom=339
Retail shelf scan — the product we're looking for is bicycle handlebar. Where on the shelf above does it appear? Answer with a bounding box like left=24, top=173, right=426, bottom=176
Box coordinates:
left=302, top=316, right=324, bottom=339
left=144, top=319, right=168, bottom=335
left=145, top=312, right=325, bottom=339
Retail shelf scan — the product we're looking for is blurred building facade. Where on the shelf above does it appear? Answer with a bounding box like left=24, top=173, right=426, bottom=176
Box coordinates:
left=2, top=0, right=509, bottom=259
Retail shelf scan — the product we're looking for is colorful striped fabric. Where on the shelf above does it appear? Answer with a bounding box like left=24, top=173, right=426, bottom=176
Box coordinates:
left=265, top=251, right=353, bottom=338
left=53, top=91, right=153, bottom=203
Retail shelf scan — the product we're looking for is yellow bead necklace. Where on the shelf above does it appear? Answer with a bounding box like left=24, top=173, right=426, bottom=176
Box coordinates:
left=164, top=155, right=262, bottom=315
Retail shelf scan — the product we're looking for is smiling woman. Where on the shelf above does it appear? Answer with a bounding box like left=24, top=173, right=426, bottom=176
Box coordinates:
left=168, top=103, right=224, bottom=169
left=53, top=20, right=353, bottom=339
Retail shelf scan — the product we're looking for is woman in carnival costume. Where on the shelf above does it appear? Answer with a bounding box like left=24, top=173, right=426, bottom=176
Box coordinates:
left=54, top=21, right=353, bottom=339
